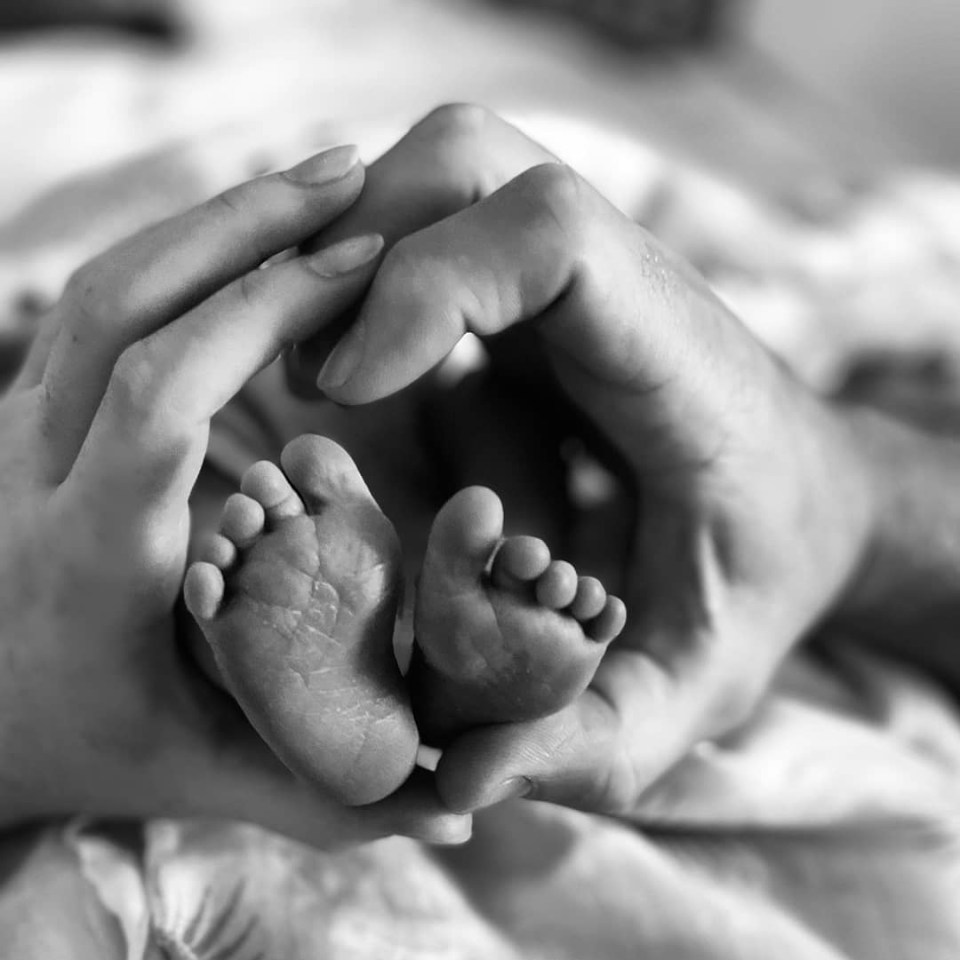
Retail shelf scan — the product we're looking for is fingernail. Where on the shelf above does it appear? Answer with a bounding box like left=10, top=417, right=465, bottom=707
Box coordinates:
left=424, top=817, right=474, bottom=846
left=284, top=144, right=359, bottom=184
left=317, top=318, right=365, bottom=392
left=483, top=777, right=533, bottom=807
left=306, top=233, right=383, bottom=278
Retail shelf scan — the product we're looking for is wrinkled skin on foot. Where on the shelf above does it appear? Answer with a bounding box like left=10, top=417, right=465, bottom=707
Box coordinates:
left=0, top=145, right=467, bottom=845
left=202, top=488, right=418, bottom=806
left=185, top=435, right=422, bottom=806
left=410, top=487, right=624, bottom=747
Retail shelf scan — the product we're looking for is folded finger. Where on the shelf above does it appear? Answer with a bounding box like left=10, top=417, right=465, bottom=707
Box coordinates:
left=41, top=145, right=364, bottom=481
left=286, top=104, right=556, bottom=394
left=314, top=160, right=648, bottom=403
left=313, top=157, right=751, bottom=496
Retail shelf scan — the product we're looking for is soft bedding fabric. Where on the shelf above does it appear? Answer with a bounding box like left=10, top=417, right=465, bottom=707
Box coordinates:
left=13, top=643, right=960, bottom=959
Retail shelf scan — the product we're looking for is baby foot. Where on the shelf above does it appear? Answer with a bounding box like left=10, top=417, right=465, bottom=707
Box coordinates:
left=184, top=434, right=417, bottom=806
left=409, top=486, right=626, bottom=748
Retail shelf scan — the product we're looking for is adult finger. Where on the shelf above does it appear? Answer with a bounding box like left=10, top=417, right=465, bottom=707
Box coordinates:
left=319, top=105, right=556, bottom=247
left=9, top=308, right=60, bottom=392
left=41, top=145, right=364, bottom=481
left=286, top=104, right=557, bottom=393
left=358, top=768, right=473, bottom=846
left=147, top=708, right=472, bottom=848
left=59, top=235, right=384, bottom=553
left=434, top=542, right=771, bottom=816
left=433, top=646, right=709, bottom=814
left=313, top=159, right=737, bottom=459
left=215, top=761, right=472, bottom=850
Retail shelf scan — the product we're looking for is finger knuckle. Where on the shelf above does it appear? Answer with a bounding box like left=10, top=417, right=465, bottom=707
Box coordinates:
left=110, top=341, right=158, bottom=407
left=420, top=102, right=492, bottom=146
left=379, top=238, right=447, bottom=315
left=108, top=341, right=179, bottom=435
left=211, top=184, right=247, bottom=218
left=235, top=268, right=269, bottom=309
left=109, top=345, right=195, bottom=453
left=379, top=236, right=422, bottom=285
left=416, top=103, right=501, bottom=204
left=207, top=185, right=275, bottom=264
left=520, top=162, right=585, bottom=232
left=61, top=259, right=122, bottom=339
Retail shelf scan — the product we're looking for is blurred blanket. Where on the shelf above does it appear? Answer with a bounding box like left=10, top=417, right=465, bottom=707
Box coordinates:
left=8, top=645, right=960, bottom=959
left=3, top=2, right=960, bottom=957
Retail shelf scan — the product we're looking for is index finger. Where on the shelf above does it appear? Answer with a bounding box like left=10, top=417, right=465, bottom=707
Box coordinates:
left=41, top=145, right=364, bottom=481
left=313, top=157, right=728, bottom=431
left=61, top=233, right=386, bottom=553
left=285, top=105, right=557, bottom=393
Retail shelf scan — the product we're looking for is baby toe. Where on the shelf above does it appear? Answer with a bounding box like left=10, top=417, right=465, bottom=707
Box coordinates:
left=535, top=560, right=579, bottom=610
left=490, top=535, right=551, bottom=587
left=198, top=532, right=237, bottom=570
left=586, top=595, right=628, bottom=643
left=569, top=576, right=607, bottom=623
left=241, top=459, right=304, bottom=525
left=220, top=492, right=266, bottom=549
left=426, top=486, right=505, bottom=581
left=184, top=561, right=225, bottom=622
left=280, top=434, right=376, bottom=513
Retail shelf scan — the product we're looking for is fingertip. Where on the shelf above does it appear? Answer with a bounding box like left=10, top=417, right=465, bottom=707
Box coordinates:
left=282, top=143, right=361, bottom=186
left=316, top=323, right=365, bottom=396
left=371, top=767, right=474, bottom=844
left=317, top=254, right=468, bottom=403
left=436, top=766, right=534, bottom=814
left=434, top=725, right=535, bottom=813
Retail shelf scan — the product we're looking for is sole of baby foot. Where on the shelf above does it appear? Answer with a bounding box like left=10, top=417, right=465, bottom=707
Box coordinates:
left=184, top=434, right=418, bottom=806
left=409, top=486, right=626, bottom=748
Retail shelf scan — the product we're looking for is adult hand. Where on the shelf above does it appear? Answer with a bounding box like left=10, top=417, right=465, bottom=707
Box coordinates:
left=0, top=145, right=467, bottom=845
left=290, top=106, right=875, bottom=814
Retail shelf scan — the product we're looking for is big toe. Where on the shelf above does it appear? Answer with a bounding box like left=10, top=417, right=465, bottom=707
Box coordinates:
left=280, top=434, right=376, bottom=513
left=426, top=486, right=505, bottom=580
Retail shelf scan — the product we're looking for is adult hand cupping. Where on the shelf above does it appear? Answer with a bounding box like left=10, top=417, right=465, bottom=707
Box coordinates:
left=293, top=105, right=876, bottom=814
left=0, top=145, right=467, bottom=846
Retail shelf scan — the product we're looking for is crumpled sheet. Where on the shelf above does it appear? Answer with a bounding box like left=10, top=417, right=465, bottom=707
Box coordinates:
left=4, top=3, right=960, bottom=955
left=34, top=647, right=960, bottom=959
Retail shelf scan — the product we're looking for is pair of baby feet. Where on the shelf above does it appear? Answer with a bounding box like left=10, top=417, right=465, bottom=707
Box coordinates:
left=184, top=435, right=626, bottom=807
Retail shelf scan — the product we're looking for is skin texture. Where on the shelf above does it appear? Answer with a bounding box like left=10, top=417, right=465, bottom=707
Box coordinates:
left=185, top=439, right=625, bottom=801
left=410, top=486, right=625, bottom=748
left=0, top=144, right=467, bottom=846
left=289, top=105, right=876, bottom=814
left=186, top=435, right=418, bottom=806
left=2, top=104, right=958, bottom=836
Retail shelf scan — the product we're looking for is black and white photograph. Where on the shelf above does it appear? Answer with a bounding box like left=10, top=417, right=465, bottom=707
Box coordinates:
left=1, top=1, right=959, bottom=956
